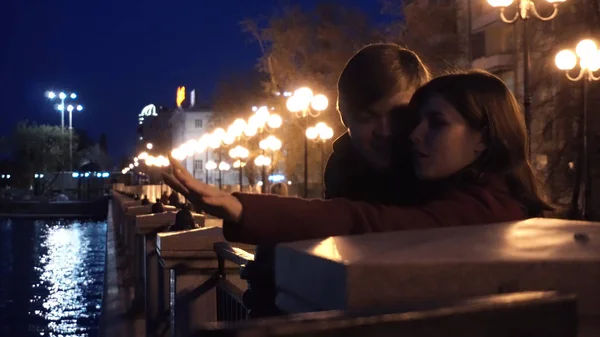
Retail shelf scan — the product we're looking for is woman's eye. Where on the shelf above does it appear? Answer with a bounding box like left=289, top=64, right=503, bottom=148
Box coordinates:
left=427, top=114, right=448, bottom=127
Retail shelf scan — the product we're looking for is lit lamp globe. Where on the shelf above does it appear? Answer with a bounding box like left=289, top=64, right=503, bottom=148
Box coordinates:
left=259, top=139, right=268, bottom=150
left=286, top=95, right=302, bottom=113
left=208, top=134, right=221, bottom=149
left=306, top=127, right=319, bottom=140
left=555, top=50, right=577, bottom=70
left=270, top=137, right=282, bottom=150
left=575, top=39, right=597, bottom=59
left=243, top=125, right=257, bottom=137
left=255, top=106, right=271, bottom=125
left=239, top=147, right=249, bottom=158
left=213, top=128, right=226, bottom=140
left=222, top=133, right=235, bottom=145
left=486, top=0, right=514, bottom=7
left=232, top=118, right=247, bottom=130
left=267, top=114, right=282, bottom=129
left=205, top=160, right=217, bottom=170
left=581, top=51, right=600, bottom=72
left=320, top=126, right=334, bottom=140
left=218, top=162, right=231, bottom=171
left=294, top=87, right=313, bottom=102
left=310, top=94, right=329, bottom=111
left=227, top=124, right=242, bottom=139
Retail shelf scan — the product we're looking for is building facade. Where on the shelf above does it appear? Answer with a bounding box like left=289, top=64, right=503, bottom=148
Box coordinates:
left=169, top=107, right=245, bottom=188
left=137, top=104, right=174, bottom=157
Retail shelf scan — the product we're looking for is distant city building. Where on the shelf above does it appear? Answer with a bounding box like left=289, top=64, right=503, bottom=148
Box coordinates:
left=170, top=107, right=242, bottom=187
left=137, top=104, right=174, bottom=157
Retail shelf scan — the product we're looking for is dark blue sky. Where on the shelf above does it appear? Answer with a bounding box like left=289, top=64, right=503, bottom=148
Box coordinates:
left=1, top=0, right=381, bottom=165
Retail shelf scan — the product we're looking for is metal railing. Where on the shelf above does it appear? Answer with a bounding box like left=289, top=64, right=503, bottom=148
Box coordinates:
left=214, top=242, right=254, bottom=322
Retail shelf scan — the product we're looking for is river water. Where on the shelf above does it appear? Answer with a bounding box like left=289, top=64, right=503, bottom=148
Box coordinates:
left=0, top=218, right=107, bottom=337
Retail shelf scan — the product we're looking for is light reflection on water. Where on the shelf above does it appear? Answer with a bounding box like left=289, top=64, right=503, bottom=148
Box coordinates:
left=0, top=218, right=107, bottom=337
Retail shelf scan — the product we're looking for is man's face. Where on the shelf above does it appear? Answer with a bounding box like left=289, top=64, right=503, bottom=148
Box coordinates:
left=344, top=91, right=415, bottom=170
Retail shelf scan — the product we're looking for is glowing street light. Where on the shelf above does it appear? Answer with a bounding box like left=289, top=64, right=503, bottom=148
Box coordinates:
left=306, top=122, right=334, bottom=193
left=146, top=143, right=153, bottom=150
left=554, top=38, right=600, bottom=220
left=229, top=145, right=250, bottom=190
left=254, top=155, right=271, bottom=167
left=487, top=0, right=566, bottom=155
left=286, top=87, right=329, bottom=197
left=46, top=90, right=79, bottom=131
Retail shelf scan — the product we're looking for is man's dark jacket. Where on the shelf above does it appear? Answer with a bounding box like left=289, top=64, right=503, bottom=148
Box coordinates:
left=323, top=132, right=417, bottom=205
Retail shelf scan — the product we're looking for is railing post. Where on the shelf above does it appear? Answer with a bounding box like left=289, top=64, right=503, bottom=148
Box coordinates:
left=241, top=245, right=283, bottom=318
left=157, top=224, right=226, bottom=337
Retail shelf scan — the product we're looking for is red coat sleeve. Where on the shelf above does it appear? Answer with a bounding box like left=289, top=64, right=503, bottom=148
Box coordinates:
left=223, top=186, right=527, bottom=245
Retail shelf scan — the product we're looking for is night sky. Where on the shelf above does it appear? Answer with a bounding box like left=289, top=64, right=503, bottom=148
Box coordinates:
left=1, top=0, right=381, bottom=165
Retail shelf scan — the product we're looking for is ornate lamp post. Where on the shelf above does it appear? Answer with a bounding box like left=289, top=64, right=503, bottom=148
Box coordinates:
left=306, top=122, right=334, bottom=195
left=286, top=88, right=329, bottom=197
left=555, top=39, right=600, bottom=219
left=205, top=160, right=217, bottom=185
left=259, top=135, right=283, bottom=191
left=248, top=107, right=282, bottom=193
left=487, top=0, right=566, bottom=155
left=229, top=145, right=250, bottom=191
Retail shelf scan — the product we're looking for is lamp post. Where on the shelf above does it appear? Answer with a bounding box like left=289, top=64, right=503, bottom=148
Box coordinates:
left=66, top=104, right=83, bottom=171
left=259, top=135, right=283, bottom=191
left=229, top=145, right=249, bottom=191
left=306, top=122, right=334, bottom=196
left=286, top=88, right=329, bottom=197
left=555, top=39, right=600, bottom=220
left=218, top=161, right=231, bottom=190
left=487, top=0, right=566, bottom=156
left=205, top=160, right=218, bottom=185
left=248, top=106, right=282, bottom=193
left=46, top=91, right=77, bottom=131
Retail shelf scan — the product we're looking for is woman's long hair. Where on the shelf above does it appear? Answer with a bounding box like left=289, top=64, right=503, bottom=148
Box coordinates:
left=409, top=70, right=553, bottom=215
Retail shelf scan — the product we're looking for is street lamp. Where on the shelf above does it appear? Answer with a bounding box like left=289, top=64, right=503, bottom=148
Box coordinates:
left=46, top=90, right=78, bottom=130
left=248, top=106, right=282, bottom=193
left=66, top=104, right=83, bottom=171
left=487, top=0, right=566, bottom=155
left=554, top=38, right=600, bottom=220
left=229, top=145, right=249, bottom=191
left=306, top=122, right=334, bottom=195
left=286, top=87, right=329, bottom=197
left=259, top=135, right=283, bottom=192
left=205, top=160, right=217, bottom=185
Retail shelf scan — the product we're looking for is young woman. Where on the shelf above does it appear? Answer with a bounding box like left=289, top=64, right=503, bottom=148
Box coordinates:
left=163, top=70, right=552, bottom=245
left=325, top=43, right=430, bottom=203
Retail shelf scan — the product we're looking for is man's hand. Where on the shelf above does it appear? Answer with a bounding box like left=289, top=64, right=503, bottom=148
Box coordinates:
left=162, top=156, right=243, bottom=222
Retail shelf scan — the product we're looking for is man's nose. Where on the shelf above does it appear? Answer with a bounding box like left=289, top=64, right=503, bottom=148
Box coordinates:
left=373, top=117, right=392, bottom=138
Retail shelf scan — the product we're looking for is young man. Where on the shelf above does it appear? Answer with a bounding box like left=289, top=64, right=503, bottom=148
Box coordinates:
left=324, top=44, right=431, bottom=204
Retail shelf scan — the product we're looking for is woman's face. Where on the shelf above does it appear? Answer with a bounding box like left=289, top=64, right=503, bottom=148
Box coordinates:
left=410, top=94, right=486, bottom=180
